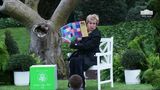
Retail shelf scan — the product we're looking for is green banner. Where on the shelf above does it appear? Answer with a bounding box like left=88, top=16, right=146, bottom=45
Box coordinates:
left=30, top=65, right=57, bottom=90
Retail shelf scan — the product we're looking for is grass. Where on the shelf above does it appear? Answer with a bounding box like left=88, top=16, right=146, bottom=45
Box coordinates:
left=0, top=80, right=153, bottom=90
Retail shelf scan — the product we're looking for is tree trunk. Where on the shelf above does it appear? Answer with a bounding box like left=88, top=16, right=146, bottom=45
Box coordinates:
left=0, top=0, right=79, bottom=79
left=25, top=0, right=40, bottom=12
left=0, top=0, right=44, bottom=27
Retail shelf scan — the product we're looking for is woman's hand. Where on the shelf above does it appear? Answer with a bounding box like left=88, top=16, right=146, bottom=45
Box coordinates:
left=77, top=37, right=82, bottom=41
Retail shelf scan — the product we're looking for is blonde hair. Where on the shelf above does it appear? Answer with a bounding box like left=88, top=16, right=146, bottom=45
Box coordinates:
left=86, top=14, right=99, bottom=25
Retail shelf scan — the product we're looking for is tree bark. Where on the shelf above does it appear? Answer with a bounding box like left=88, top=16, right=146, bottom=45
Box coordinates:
left=0, top=0, right=44, bottom=27
left=51, top=0, right=79, bottom=32
left=25, top=0, right=40, bottom=12
left=0, top=0, right=79, bottom=78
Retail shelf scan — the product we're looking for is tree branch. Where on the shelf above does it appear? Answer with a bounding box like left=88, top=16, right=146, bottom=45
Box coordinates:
left=0, top=0, right=44, bottom=27
left=50, top=0, right=79, bottom=32
left=25, top=0, right=40, bottom=12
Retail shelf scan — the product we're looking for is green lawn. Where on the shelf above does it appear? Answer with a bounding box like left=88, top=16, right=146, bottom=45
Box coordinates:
left=0, top=80, right=153, bottom=90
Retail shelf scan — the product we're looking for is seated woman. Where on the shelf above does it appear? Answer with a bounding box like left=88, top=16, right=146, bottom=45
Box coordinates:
left=68, top=14, right=101, bottom=89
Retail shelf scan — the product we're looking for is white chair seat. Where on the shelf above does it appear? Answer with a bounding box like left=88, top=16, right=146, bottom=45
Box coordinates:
left=89, top=64, right=112, bottom=70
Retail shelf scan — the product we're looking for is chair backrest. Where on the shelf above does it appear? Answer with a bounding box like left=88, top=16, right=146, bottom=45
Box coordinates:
left=98, top=37, right=113, bottom=65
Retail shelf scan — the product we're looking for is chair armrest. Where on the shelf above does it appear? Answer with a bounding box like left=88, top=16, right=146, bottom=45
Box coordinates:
left=95, top=52, right=111, bottom=66
left=95, top=52, right=102, bottom=66
left=95, top=52, right=110, bottom=56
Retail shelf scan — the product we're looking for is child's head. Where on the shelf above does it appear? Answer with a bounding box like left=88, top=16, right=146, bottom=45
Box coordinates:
left=69, top=74, right=83, bottom=90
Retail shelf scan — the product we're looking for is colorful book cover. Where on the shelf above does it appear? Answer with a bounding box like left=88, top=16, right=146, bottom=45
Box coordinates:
left=30, top=65, right=57, bottom=90
left=60, top=21, right=88, bottom=43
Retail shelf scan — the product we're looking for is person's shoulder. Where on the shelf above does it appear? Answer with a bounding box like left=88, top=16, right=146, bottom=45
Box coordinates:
left=91, top=28, right=101, bottom=36
left=96, top=28, right=101, bottom=33
left=91, top=28, right=97, bottom=32
left=93, top=27, right=100, bottom=32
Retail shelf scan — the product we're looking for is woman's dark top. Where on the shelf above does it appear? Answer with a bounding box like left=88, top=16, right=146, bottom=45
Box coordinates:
left=68, top=28, right=101, bottom=71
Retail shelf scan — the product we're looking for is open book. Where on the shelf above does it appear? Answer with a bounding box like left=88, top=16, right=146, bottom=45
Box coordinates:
left=60, top=21, right=88, bottom=43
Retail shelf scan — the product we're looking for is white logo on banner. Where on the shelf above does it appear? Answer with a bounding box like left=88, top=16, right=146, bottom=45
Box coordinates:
left=38, top=73, right=47, bottom=82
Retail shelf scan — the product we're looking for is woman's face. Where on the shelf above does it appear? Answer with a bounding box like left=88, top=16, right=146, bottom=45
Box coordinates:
left=87, top=20, right=97, bottom=32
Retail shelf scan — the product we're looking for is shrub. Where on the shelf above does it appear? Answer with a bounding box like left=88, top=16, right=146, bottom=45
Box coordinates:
left=113, top=53, right=124, bottom=82
left=8, top=54, right=37, bottom=71
left=99, top=20, right=155, bottom=54
left=30, top=53, right=43, bottom=64
left=0, top=18, right=23, bottom=29
left=121, top=49, right=148, bottom=70
left=128, top=35, right=146, bottom=57
left=125, top=6, right=146, bottom=21
left=142, top=54, right=160, bottom=89
left=5, top=30, right=20, bottom=55
left=0, top=41, right=9, bottom=71
left=143, top=69, right=160, bottom=90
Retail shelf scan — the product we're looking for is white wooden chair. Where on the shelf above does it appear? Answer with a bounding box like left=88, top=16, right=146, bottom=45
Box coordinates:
left=67, top=37, right=114, bottom=90
left=87, top=37, right=114, bottom=90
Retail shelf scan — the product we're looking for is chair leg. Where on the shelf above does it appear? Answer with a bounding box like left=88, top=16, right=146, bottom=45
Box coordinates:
left=97, top=69, right=101, bottom=90
left=110, top=68, right=114, bottom=87
left=84, top=72, right=88, bottom=79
